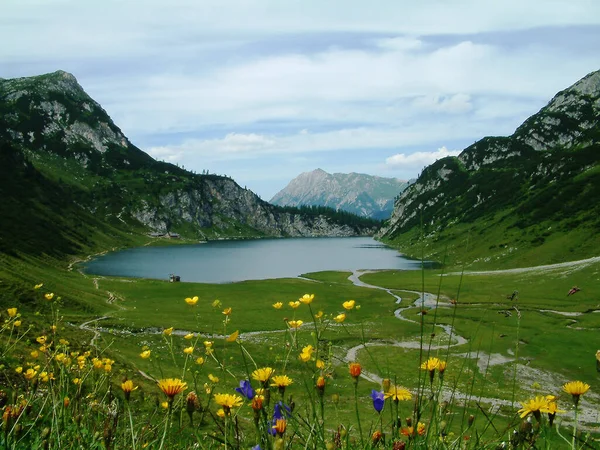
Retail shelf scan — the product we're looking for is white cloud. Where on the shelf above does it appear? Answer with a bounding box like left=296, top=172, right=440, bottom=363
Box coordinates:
left=385, top=146, right=461, bottom=169
left=411, top=93, right=473, bottom=113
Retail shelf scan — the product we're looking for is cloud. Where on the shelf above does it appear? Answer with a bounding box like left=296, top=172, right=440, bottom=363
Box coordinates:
left=411, top=93, right=473, bottom=113
left=385, top=146, right=461, bottom=169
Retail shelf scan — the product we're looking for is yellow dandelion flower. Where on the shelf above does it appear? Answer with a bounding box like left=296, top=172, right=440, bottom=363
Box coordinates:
left=208, top=374, right=219, bottom=383
left=342, top=300, right=355, bottom=310
left=184, top=333, right=194, bottom=340
left=183, top=346, right=194, bottom=355
left=518, top=396, right=550, bottom=419
left=385, top=385, right=412, bottom=402
left=563, top=380, right=590, bottom=406
left=185, top=296, right=199, bottom=306
left=270, top=375, right=293, bottom=388
left=420, top=357, right=440, bottom=371
left=299, top=294, right=314, bottom=304
left=121, top=380, right=138, bottom=400
left=288, top=320, right=303, bottom=329
left=272, top=302, right=283, bottom=309
left=214, top=393, right=243, bottom=409
left=216, top=408, right=225, bottom=418
left=7, top=308, right=17, bottom=318
left=252, top=367, right=275, bottom=384
left=163, top=327, right=173, bottom=336
left=226, top=330, right=239, bottom=342
left=334, top=313, right=346, bottom=323
left=157, top=378, right=187, bottom=399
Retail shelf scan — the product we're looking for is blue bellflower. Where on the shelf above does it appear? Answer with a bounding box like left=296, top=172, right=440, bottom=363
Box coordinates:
left=235, top=379, right=255, bottom=400
left=371, top=389, right=385, bottom=413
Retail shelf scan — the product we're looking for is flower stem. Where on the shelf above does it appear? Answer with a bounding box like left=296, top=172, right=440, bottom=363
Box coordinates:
left=353, top=382, right=364, bottom=447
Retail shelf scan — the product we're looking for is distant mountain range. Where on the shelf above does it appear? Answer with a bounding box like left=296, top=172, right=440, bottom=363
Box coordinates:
left=0, top=71, right=378, bottom=258
left=270, top=169, right=411, bottom=220
left=378, top=69, right=600, bottom=267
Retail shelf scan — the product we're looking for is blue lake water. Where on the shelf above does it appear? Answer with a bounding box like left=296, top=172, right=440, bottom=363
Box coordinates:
left=83, top=237, right=423, bottom=283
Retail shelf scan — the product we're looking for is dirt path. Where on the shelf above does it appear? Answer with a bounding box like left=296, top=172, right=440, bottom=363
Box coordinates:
left=447, top=255, right=600, bottom=276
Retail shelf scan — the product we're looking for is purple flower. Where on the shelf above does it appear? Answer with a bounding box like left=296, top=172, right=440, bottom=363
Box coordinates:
left=252, top=446, right=261, bottom=450
left=371, top=390, right=385, bottom=413
left=273, top=401, right=291, bottom=419
left=235, top=380, right=255, bottom=400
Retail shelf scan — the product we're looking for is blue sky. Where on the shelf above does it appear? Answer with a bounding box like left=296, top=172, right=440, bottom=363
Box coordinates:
left=2, top=0, right=600, bottom=199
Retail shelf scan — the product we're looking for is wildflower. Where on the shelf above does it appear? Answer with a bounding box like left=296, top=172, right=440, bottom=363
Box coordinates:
left=518, top=396, right=550, bottom=421
left=63, top=397, right=70, bottom=408
left=272, top=302, right=283, bottom=309
left=36, top=336, right=47, bottom=345
left=287, top=320, right=303, bottom=329
left=316, top=359, right=325, bottom=369
left=34, top=283, right=43, bottom=289
left=372, top=430, right=383, bottom=444
left=438, top=360, right=447, bottom=376
left=316, top=376, right=326, bottom=395
left=13, top=321, right=21, bottom=327
left=121, top=380, right=138, bottom=401
left=44, top=293, right=54, bottom=301
left=195, top=357, right=204, bottom=365
left=334, top=313, right=346, bottom=323
left=163, top=327, right=173, bottom=336
left=59, top=339, right=69, bottom=346
left=342, top=300, right=355, bottom=310
left=15, top=367, right=23, bottom=374
left=161, top=401, right=169, bottom=409
left=382, top=378, right=391, bottom=392
left=563, top=381, right=590, bottom=406
left=92, top=358, right=103, bottom=369
left=299, top=294, right=314, bottom=304
left=400, top=427, right=413, bottom=437
left=349, top=362, right=361, bottom=379
left=226, top=330, right=239, bottom=342
left=208, top=374, right=219, bottom=383
left=546, top=397, right=565, bottom=426
left=7, top=308, right=17, bottom=318
left=204, top=341, right=213, bottom=349
left=212, top=299, right=221, bottom=308
left=183, top=346, right=194, bottom=355
left=371, top=390, right=385, bottom=413
left=50, top=325, right=57, bottom=332
left=214, top=393, right=243, bottom=414
left=299, top=345, right=314, bottom=362
left=216, top=408, right=225, bottom=418
left=271, top=375, right=293, bottom=396
left=222, top=307, right=232, bottom=316
left=288, top=301, right=300, bottom=309
left=385, top=386, right=412, bottom=402
left=252, top=395, right=264, bottom=411
left=73, top=378, right=81, bottom=385
left=252, top=367, right=275, bottom=385
left=272, top=418, right=287, bottom=436
left=185, top=296, right=199, bottom=306
left=417, top=422, right=426, bottom=436
left=235, top=380, right=255, bottom=400
left=315, top=310, right=324, bottom=319
left=157, top=378, right=187, bottom=399
left=24, top=368, right=37, bottom=380
left=184, top=333, right=194, bottom=340
left=421, top=357, right=441, bottom=383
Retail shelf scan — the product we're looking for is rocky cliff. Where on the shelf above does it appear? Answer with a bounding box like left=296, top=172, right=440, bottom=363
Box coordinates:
left=378, top=69, right=600, bottom=265
left=270, top=169, right=410, bottom=220
left=0, top=71, right=375, bottom=257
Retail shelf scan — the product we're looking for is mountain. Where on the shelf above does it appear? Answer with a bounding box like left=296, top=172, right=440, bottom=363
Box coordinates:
left=378, top=69, right=600, bottom=267
left=270, top=169, right=410, bottom=220
left=0, top=71, right=378, bottom=259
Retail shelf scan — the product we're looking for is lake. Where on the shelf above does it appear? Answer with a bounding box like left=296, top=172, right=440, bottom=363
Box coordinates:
left=83, top=237, right=423, bottom=283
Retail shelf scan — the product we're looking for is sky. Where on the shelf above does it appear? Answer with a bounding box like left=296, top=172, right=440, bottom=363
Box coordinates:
left=2, top=1, right=600, bottom=200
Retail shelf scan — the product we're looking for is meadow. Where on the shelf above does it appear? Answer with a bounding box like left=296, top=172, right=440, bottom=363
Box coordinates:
left=1, top=251, right=599, bottom=449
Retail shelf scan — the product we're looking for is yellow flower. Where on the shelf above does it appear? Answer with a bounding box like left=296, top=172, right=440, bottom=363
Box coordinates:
left=222, top=307, right=232, bottom=316
left=272, top=418, right=287, bottom=435
left=161, top=401, right=169, bottom=409
left=212, top=299, right=222, bottom=308
left=163, top=327, right=173, bottom=336
left=216, top=408, right=225, bottom=418
left=271, top=375, right=293, bottom=388
left=438, top=360, right=447, bottom=374
left=157, top=378, right=187, bottom=399
left=334, top=313, right=346, bottom=323
left=183, top=346, right=194, bottom=355
left=563, top=380, right=590, bottom=406
left=420, top=357, right=441, bottom=372
left=252, top=367, right=275, bottom=384
left=349, top=362, right=361, bottom=378
left=44, top=293, right=54, bottom=301
left=288, top=320, right=303, bottom=329
left=208, top=374, right=219, bottom=383
left=104, top=363, right=112, bottom=373
left=73, top=378, right=81, bottom=385
left=34, top=283, right=43, bottom=289
left=7, top=308, right=17, bottom=318
left=315, top=310, right=324, bottom=319
left=204, top=341, right=213, bottom=348
left=226, top=330, right=239, bottom=342
left=185, top=296, right=199, bottom=306
left=213, top=393, right=243, bottom=410
left=13, top=320, right=21, bottom=327
left=385, top=385, right=412, bottom=402
left=518, top=396, right=550, bottom=419
left=288, top=301, right=300, bottom=309
left=342, top=300, right=355, bottom=310
left=39, top=372, right=52, bottom=382
left=299, top=294, right=314, bottom=305
left=272, top=302, right=283, bottom=309
left=59, top=339, right=69, bottom=345
left=195, top=356, right=205, bottom=365
left=30, top=350, right=40, bottom=359
left=15, top=367, right=23, bottom=374
left=417, top=422, right=426, bottom=436
left=121, top=380, right=138, bottom=400
left=184, top=333, right=194, bottom=340
left=316, top=359, right=325, bottom=369
left=299, top=345, right=314, bottom=362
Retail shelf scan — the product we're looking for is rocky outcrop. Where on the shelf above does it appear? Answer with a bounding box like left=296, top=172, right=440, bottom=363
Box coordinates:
left=271, top=169, right=410, bottom=220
